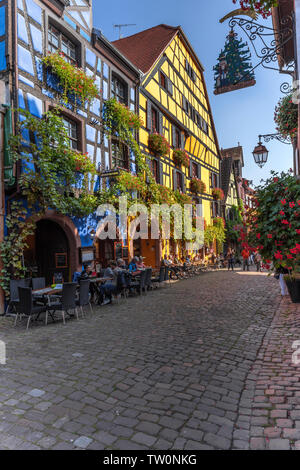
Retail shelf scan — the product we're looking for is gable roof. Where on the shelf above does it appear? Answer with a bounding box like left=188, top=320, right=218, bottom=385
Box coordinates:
left=112, top=24, right=179, bottom=74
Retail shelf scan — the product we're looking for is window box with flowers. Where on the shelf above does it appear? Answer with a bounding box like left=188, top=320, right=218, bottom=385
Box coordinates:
left=42, top=52, right=99, bottom=106
left=274, top=94, right=298, bottom=140
left=190, top=178, right=206, bottom=194
left=104, top=98, right=143, bottom=136
left=148, top=133, right=170, bottom=157
left=173, top=149, right=190, bottom=168
left=212, top=187, right=224, bottom=200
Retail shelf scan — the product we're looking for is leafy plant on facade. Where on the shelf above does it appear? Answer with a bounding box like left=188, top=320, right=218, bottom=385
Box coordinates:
left=148, top=133, right=170, bottom=157
left=204, top=222, right=226, bottom=251
left=212, top=187, right=224, bottom=200
left=226, top=205, right=243, bottom=243
left=232, top=0, right=278, bottom=18
left=42, top=52, right=99, bottom=105
left=0, top=201, right=36, bottom=295
left=190, top=178, right=206, bottom=194
left=274, top=94, right=298, bottom=140
left=173, top=149, right=190, bottom=168
left=241, top=171, right=300, bottom=274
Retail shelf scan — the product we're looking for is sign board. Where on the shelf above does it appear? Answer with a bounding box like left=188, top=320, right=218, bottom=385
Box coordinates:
left=100, top=169, right=120, bottom=178
left=80, top=248, right=95, bottom=264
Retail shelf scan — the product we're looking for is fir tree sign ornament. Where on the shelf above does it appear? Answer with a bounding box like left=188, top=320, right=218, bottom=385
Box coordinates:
left=214, top=29, right=256, bottom=95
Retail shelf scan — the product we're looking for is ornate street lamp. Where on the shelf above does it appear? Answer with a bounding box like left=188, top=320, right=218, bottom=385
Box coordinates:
left=252, top=138, right=269, bottom=168
left=252, top=133, right=292, bottom=168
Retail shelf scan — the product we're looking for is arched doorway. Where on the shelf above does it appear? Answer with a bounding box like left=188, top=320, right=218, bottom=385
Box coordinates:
left=36, top=220, right=70, bottom=284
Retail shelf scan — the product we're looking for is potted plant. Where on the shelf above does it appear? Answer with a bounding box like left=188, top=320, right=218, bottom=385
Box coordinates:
left=173, top=149, right=190, bottom=168
left=212, top=187, right=224, bottom=200
left=190, top=178, right=206, bottom=194
left=274, top=93, right=298, bottom=140
left=148, top=133, right=170, bottom=156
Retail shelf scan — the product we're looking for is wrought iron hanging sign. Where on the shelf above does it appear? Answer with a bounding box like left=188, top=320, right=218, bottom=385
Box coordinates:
left=214, top=29, right=256, bottom=95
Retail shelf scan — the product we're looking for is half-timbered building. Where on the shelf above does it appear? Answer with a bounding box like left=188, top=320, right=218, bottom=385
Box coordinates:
left=1, top=0, right=140, bottom=283
left=113, top=24, right=222, bottom=263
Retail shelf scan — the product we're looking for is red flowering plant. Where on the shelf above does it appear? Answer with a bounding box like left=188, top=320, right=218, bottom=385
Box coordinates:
left=232, top=0, right=278, bottom=18
left=190, top=178, right=206, bottom=194
left=103, top=98, right=143, bottom=135
left=42, top=52, right=98, bottom=106
left=244, top=171, right=300, bottom=276
left=212, top=187, right=224, bottom=200
left=274, top=94, right=298, bottom=140
left=148, top=133, right=170, bottom=157
left=213, top=217, right=226, bottom=229
left=173, top=149, right=190, bottom=168
left=72, top=152, right=96, bottom=174
left=116, top=171, right=148, bottom=199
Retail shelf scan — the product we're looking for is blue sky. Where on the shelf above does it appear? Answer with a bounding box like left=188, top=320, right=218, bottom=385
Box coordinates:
left=92, top=0, right=293, bottom=186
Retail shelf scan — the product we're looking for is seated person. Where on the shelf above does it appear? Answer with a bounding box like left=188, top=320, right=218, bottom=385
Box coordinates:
left=161, top=255, right=171, bottom=267
left=128, top=257, right=140, bottom=275
left=79, top=263, right=92, bottom=280
left=136, top=256, right=146, bottom=269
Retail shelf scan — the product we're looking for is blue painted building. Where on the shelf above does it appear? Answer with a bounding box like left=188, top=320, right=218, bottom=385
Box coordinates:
left=2, top=0, right=141, bottom=283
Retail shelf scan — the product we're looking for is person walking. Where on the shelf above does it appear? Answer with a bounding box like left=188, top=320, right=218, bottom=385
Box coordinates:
left=241, top=248, right=250, bottom=271
left=227, top=248, right=235, bottom=271
left=254, top=252, right=262, bottom=272
left=275, top=266, right=289, bottom=296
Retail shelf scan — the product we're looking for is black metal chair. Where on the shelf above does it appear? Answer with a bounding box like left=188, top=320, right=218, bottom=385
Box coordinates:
left=47, top=282, right=78, bottom=325
left=6, top=279, right=27, bottom=315
left=112, top=271, right=129, bottom=303
left=76, top=280, right=92, bottom=317
left=152, top=267, right=165, bottom=288
left=144, top=268, right=152, bottom=293
left=15, top=287, right=48, bottom=330
left=164, top=266, right=171, bottom=285
left=32, top=277, right=46, bottom=290
left=130, top=270, right=147, bottom=295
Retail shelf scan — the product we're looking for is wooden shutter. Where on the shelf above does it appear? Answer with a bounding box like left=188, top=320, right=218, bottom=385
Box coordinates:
left=172, top=125, right=176, bottom=147
left=159, top=162, right=164, bottom=185
left=167, top=78, right=173, bottom=95
left=145, top=157, right=152, bottom=183
left=159, top=112, right=163, bottom=135
left=146, top=100, right=152, bottom=131
left=197, top=163, right=201, bottom=180
left=189, top=159, right=193, bottom=178
left=173, top=169, right=177, bottom=191
left=180, top=132, right=185, bottom=149
left=182, top=173, right=186, bottom=193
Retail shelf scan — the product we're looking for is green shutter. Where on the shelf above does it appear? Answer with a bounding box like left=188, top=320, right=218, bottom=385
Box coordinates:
left=3, top=106, right=15, bottom=188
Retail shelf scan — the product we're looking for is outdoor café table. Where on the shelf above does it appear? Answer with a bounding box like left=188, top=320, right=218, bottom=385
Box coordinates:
left=32, top=286, right=63, bottom=321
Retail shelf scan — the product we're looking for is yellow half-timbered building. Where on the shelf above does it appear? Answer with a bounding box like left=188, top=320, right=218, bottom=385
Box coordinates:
left=114, top=24, right=222, bottom=264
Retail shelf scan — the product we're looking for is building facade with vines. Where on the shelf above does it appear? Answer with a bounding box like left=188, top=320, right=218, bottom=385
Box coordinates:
left=1, top=0, right=141, bottom=288
left=113, top=25, right=223, bottom=264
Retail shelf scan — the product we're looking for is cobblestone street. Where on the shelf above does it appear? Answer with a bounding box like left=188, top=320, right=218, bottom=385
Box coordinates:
left=0, top=269, right=300, bottom=450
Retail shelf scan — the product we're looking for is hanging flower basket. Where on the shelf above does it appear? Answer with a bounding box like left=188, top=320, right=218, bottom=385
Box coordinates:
left=232, top=0, right=277, bottom=18
left=42, top=52, right=99, bottom=105
left=213, top=217, right=225, bottom=228
left=103, top=98, right=143, bottom=134
left=190, top=178, right=206, bottom=194
left=274, top=94, right=298, bottom=140
left=173, top=149, right=190, bottom=168
left=212, top=187, right=224, bottom=200
left=148, top=133, right=170, bottom=156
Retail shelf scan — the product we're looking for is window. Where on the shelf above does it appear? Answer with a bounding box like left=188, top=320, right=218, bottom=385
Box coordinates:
left=185, top=60, right=196, bottom=82
left=48, top=25, right=77, bottom=65
left=211, top=172, right=218, bottom=188
left=192, top=162, right=198, bottom=178
left=160, top=72, right=166, bottom=90
left=151, top=107, right=158, bottom=133
left=175, top=128, right=181, bottom=148
left=150, top=159, right=159, bottom=182
left=112, top=141, right=128, bottom=169
left=211, top=201, right=219, bottom=218
left=111, top=74, right=127, bottom=105
left=176, top=172, right=183, bottom=192
left=62, top=116, right=78, bottom=150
